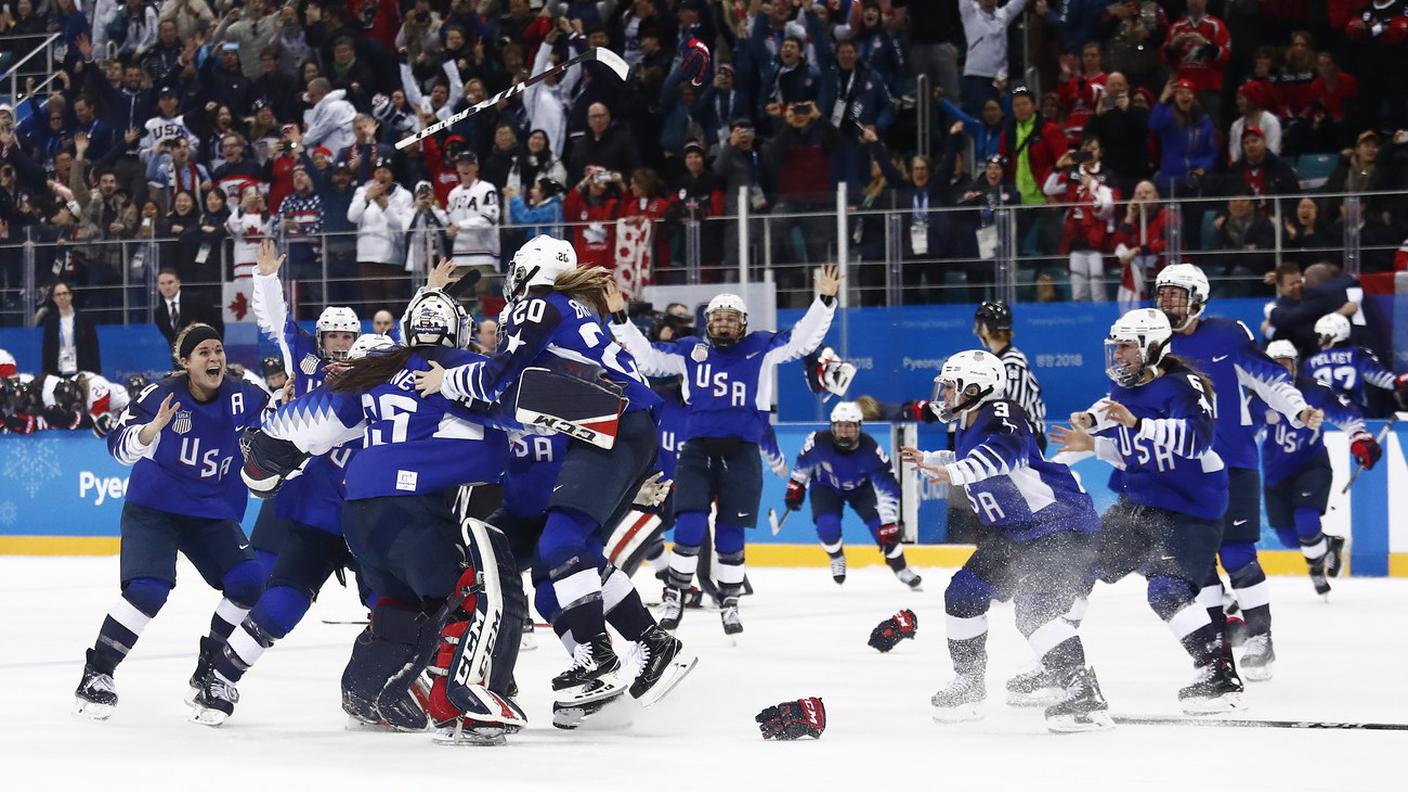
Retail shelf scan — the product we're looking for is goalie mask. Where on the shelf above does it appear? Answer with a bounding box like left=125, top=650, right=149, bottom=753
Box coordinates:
left=931, top=350, right=1005, bottom=424
left=316, top=306, right=360, bottom=362
left=830, top=401, right=863, bottom=451
left=1313, top=312, right=1350, bottom=350
left=1105, top=308, right=1172, bottom=387
left=804, top=346, right=856, bottom=398
left=705, top=293, right=748, bottom=348
left=505, top=234, right=576, bottom=304
left=401, top=289, right=473, bottom=349
left=1154, top=263, right=1209, bottom=333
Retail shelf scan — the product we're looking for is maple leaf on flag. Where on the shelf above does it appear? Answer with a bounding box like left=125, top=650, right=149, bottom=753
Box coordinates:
left=228, top=291, right=250, bottom=320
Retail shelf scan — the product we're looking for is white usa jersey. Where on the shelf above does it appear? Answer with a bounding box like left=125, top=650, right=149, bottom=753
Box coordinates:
left=446, top=179, right=501, bottom=266
left=140, top=114, right=199, bottom=159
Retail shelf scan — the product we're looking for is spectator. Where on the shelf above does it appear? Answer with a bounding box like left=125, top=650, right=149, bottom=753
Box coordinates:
left=320, top=161, right=360, bottom=306
left=1346, top=0, right=1408, bottom=131
left=159, top=0, right=214, bottom=42
left=506, top=129, right=568, bottom=195
left=302, top=78, right=357, bottom=159
left=1274, top=31, right=1318, bottom=122
left=1161, top=0, right=1231, bottom=125
left=482, top=124, right=519, bottom=194
left=998, top=87, right=1068, bottom=259
left=562, top=165, right=619, bottom=269
left=146, top=136, right=211, bottom=214
left=1055, top=42, right=1108, bottom=146
left=141, top=19, right=184, bottom=88
left=1223, top=126, right=1301, bottom=217
left=371, top=309, right=396, bottom=335
left=40, top=281, right=100, bottom=376
left=201, top=41, right=256, bottom=117
left=71, top=97, right=115, bottom=164
left=1229, top=82, right=1283, bottom=164
left=506, top=175, right=564, bottom=240
left=154, top=268, right=221, bottom=344
left=444, top=151, right=500, bottom=275
left=337, top=114, right=394, bottom=184
left=850, top=0, right=907, bottom=89
left=326, top=36, right=375, bottom=104
left=1282, top=196, right=1336, bottom=266
left=568, top=102, right=641, bottom=183
left=895, top=0, right=964, bottom=103
left=1261, top=261, right=1304, bottom=345
left=713, top=118, right=773, bottom=273
left=349, top=157, right=413, bottom=307
left=210, top=132, right=266, bottom=203
left=616, top=167, right=672, bottom=285
left=1112, top=180, right=1173, bottom=308
left=226, top=184, right=268, bottom=281
left=476, top=317, right=497, bottom=352
left=1324, top=129, right=1379, bottom=209
left=764, top=102, right=840, bottom=296
left=941, top=93, right=1009, bottom=163
left=1035, top=0, right=1108, bottom=54
left=696, top=63, right=744, bottom=155
left=76, top=167, right=137, bottom=274
left=404, top=181, right=450, bottom=282
left=1210, top=194, right=1277, bottom=288
left=112, top=0, right=161, bottom=63
left=667, top=139, right=725, bottom=281
left=1149, top=77, right=1217, bottom=247
left=1084, top=72, right=1150, bottom=195
left=278, top=165, right=324, bottom=294
left=521, top=18, right=582, bottom=159
left=1101, top=0, right=1170, bottom=95
left=817, top=30, right=896, bottom=136
left=1044, top=136, right=1117, bottom=301
left=1307, top=50, right=1358, bottom=131
left=253, top=47, right=299, bottom=123
left=214, top=1, right=278, bottom=80
left=959, top=0, right=1031, bottom=118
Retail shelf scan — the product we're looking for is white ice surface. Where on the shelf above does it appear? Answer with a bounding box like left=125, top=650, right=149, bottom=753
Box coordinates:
left=2, top=557, right=1405, bottom=792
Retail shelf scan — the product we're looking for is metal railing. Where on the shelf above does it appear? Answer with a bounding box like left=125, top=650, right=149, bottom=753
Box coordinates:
left=0, top=32, right=60, bottom=106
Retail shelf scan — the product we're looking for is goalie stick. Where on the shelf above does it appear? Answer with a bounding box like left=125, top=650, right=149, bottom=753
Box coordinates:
left=1113, top=714, right=1408, bottom=731
left=395, top=47, right=630, bottom=150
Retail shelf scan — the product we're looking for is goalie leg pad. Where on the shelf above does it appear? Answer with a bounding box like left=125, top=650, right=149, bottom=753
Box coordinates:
left=341, top=599, right=435, bottom=730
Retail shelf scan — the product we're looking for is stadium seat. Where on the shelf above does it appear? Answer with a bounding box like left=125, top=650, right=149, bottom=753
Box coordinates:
left=1297, top=154, right=1339, bottom=190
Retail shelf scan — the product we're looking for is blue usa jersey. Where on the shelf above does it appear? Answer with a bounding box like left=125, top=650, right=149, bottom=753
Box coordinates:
left=440, top=291, right=660, bottom=417
left=110, top=375, right=269, bottom=521
left=1168, top=317, right=1309, bottom=470
left=941, top=400, right=1099, bottom=540
left=791, top=431, right=900, bottom=524
left=252, top=270, right=328, bottom=394
left=504, top=430, right=567, bottom=520
left=273, top=447, right=356, bottom=535
left=1261, top=378, right=1364, bottom=488
left=655, top=390, right=688, bottom=479
left=1302, top=345, right=1396, bottom=411
left=1087, top=367, right=1229, bottom=521
left=611, top=297, right=836, bottom=443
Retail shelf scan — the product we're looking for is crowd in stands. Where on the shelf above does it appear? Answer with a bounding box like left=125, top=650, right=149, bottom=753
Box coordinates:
left=0, top=0, right=1405, bottom=326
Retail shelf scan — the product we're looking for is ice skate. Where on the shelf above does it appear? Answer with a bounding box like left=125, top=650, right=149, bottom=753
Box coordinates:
left=1044, top=667, right=1114, bottom=733
left=829, top=553, right=847, bottom=585
left=931, top=670, right=986, bottom=722
left=1239, top=633, right=1275, bottom=682
left=73, top=650, right=117, bottom=721
left=431, top=719, right=509, bottom=746
left=520, top=616, right=537, bottom=651
left=1324, top=534, right=1347, bottom=578
left=552, top=633, right=625, bottom=708
left=1309, top=564, right=1331, bottom=597
left=629, top=625, right=698, bottom=707
left=657, top=586, right=684, bottom=631
left=186, top=636, right=221, bottom=705
left=720, top=596, right=743, bottom=636
left=1178, top=648, right=1245, bottom=714
left=895, top=566, right=923, bottom=591
left=1006, top=663, right=1063, bottom=707
left=189, top=671, right=239, bottom=726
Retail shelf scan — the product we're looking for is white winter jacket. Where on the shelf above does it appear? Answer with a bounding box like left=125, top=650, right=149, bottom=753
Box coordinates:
left=348, top=183, right=414, bottom=265
left=303, top=90, right=357, bottom=155
left=960, top=0, right=1031, bottom=78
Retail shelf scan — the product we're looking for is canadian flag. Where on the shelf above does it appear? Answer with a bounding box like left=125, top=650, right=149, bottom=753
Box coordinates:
left=613, top=216, right=653, bottom=300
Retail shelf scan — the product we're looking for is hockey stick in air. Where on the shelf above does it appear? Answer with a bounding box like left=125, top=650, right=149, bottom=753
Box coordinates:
left=1113, top=715, right=1408, bottom=731
left=395, top=47, right=630, bottom=150
left=1339, top=411, right=1400, bottom=495
left=767, top=507, right=790, bottom=536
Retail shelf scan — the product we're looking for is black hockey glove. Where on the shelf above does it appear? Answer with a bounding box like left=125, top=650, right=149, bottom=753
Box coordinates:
left=756, top=697, right=826, bottom=740
left=90, top=412, right=115, bottom=439
left=239, top=427, right=310, bottom=499
left=867, top=609, right=918, bottom=653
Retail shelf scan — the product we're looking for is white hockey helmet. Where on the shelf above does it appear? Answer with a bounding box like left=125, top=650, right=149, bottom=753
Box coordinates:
left=705, top=293, right=748, bottom=347
left=830, top=400, right=864, bottom=451
left=931, top=349, right=1006, bottom=424
left=1154, top=262, right=1210, bottom=332
left=1105, top=308, right=1172, bottom=387
left=1314, top=312, right=1350, bottom=349
left=347, top=333, right=396, bottom=360
left=401, top=289, right=472, bottom=349
left=1265, top=339, right=1298, bottom=377
left=316, top=306, right=360, bottom=361
left=505, top=234, right=577, bottom=303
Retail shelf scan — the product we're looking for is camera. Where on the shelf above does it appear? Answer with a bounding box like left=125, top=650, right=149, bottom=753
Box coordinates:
left=1072, top=151, right=1093, bottom=164
left=592, top=171, right=612, bottom=186
left=790, top=101, right=815, bottom=115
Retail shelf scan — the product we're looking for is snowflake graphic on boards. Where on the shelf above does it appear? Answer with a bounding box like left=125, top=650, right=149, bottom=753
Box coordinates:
left=0, top=501, right=14, bottom=526
left=2, top=437, right=63, bottom=497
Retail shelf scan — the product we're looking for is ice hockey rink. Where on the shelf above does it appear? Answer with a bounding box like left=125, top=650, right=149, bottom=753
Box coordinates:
left=3, top=556, right=1404, bottom=792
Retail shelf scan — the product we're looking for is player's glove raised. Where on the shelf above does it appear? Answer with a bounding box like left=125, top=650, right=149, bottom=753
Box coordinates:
left=785, top=480, right=806, bottom=511
left=1351, top=430, right=1382, bottom=470
left=756, top=697, right=826, bottom=740
left=867, top=608, right=918, bottom=653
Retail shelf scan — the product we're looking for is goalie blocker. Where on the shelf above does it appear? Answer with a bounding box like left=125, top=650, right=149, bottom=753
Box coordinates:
left=514, top=366, right=625, bottom=450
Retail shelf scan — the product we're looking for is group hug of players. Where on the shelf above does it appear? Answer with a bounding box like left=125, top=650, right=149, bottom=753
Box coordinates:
left=67, top=228, right=1403, bottom=740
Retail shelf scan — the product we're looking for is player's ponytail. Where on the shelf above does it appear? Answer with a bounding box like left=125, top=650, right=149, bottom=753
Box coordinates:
left=327, top=347, right=415, bottom=393
left=552, top=266, right=612, bottom=317
left=1160, top=354, right=1216, bottom=400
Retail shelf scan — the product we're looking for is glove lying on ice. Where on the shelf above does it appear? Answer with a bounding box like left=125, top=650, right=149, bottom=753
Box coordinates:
left=867, top=609, right=918, bottom=653
left=756, top=697, right=826, bottom=740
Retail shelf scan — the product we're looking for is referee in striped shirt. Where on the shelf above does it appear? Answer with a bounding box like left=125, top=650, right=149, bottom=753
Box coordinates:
left=974, top=301, right=1048, bottom=450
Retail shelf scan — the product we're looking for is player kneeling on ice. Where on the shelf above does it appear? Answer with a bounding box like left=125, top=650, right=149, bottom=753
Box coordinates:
left=900, top=350, right=1111, bottom=733
left=787, top=401, right=920, bottom=589
left=1261, top=340, right=1379, bottom=598
left=1051, top=308, right=1246, bottom=713
left=75, top=324, right=271, bottom=722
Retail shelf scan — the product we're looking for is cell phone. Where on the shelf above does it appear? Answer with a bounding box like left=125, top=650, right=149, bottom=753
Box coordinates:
left=1072, top=151, right=1092, bottom=164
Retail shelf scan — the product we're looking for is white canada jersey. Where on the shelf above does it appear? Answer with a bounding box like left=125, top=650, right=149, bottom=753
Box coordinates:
left=140, top=114, right=199, bottom=160
left=446, top=179, right=501, bottom=267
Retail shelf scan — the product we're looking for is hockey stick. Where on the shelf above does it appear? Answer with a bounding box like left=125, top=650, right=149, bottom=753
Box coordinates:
left=1113, top=715, right=1408, bottom=731
left=395, top=47, right=630, bottom=150
left=1339, top=412, right=1399, bottom=495
left=767, top=507, right=791, bottom=536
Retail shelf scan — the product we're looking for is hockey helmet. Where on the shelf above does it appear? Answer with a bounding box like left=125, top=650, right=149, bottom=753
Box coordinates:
left=348, top=333, right=396, bottom=360
left=932, top=350, right=1006, bottom=424
left=705, top=293, right=748, bottom=348
left=1313, top=313, right=1350, bottom=349
left=316, top=306, right=360, bottom=362
left=1105, top=308, right=1172, bottom=387
left=830, top=400, right=864, bottom=451
left=0, top=347, right=15, bottom=379
left=1154, top=263, right=1209, bottom=332
left=401, top=289, right=472, bottom=350
left=505, top=234, right=577, bottom=303
left=1265, top=339, right=1298, bottom=377
left=973, top=300, right=1013, bottom=336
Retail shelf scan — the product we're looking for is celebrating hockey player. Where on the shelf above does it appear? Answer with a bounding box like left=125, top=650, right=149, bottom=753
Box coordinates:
left=1155, top=264, right=1322, bottom=680
left=609, top=265, right=840, bottom=635
left=1303, top=312, right=1408, bottom=414
left=74, top=325, right=270, bottom=722
left=1261, top=340, right=1381, bottom=597
left=1052, top=308, right=1244, bottom=712
left=973, top=301, right=1047, bottom=449
left=786, top=401, right=920, bottom=589
left=414, top=235, right=696, bottom=726
left=900, top=350, right=1110, bottom=733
